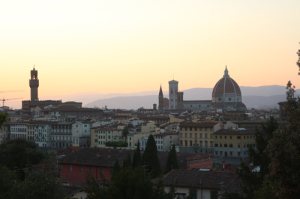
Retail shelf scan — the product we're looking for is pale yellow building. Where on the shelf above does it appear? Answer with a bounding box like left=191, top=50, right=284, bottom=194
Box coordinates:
left=213, top=128, right=255, bottom=157
left=90, top=127, right=124, bottom=148
left=179, top=122, right=216, bottom=153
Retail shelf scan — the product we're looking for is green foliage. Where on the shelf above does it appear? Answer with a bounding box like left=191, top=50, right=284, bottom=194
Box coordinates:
left=85, top=173, right=110, bottom=199
left=105, top=141, right=128, bottom=147
left=225, top=117, right=278, bottom=199
left=0, top=138, right=45, bottom=180
left=123, top=152, right=131, bottom=169
left=264, top=82, right=300, bottom=198
left=165, top=144, right=179, bottom=173
left=111, top=159, right=121, bottom=181
left=142, top=134, right=161, bottom=178
left=85, top=165, right=178, bottom=199
left=0, top=165, right=18, bottom=198
left=109, top=167, right=154, bottom=199
left=253, top=184, right=278, bottom=199
left=122, top=126, right=129, bottom=138
left=18, top=154, right=65, bottom=199
left=0, top=112, right=8, bottom=127
left=132, top=140, right=141, bottom=169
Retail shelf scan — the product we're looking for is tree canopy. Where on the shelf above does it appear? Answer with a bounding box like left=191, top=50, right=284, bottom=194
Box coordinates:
left=142, top=134, right=161, bottom=178
left=132, top=140, right=141, bottom=169
left=165, top=144, right=179, bottom=174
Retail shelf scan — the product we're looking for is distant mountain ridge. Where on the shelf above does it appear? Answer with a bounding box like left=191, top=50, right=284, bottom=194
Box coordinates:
left=84, top=85, right=298, bottom=109
left=9, top=85, right=298, bottom=109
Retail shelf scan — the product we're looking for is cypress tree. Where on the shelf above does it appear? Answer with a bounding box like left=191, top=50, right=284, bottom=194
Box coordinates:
left=165, top=144, right=179, bottom=173
left=111, top=159, right=121, bottom=181
left=132, top=140, right=141, bottom=169
left=142, top=134, right=161, bottom=178
left=123, top=152, right=132, bottom=169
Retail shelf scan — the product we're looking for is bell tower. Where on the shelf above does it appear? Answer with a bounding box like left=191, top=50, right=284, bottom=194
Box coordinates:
left=158, top=85, right=164, bottom=110
left=29, top=66, right=39, bottom=101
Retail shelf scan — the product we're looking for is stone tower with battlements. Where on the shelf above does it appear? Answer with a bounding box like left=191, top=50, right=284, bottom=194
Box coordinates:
left=29, top=66, right=39, bottom=101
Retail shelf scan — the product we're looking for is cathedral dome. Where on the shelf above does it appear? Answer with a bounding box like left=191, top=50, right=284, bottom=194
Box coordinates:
left=212, top=67, right=242, bottom=105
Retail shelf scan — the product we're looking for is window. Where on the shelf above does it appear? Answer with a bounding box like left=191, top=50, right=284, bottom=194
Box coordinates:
left=70, top=165, right=72, bottom=172
left=210, top=134, right=213, bottom=139
left=210, top=128, right=213, bottom=131
left=220, top=136, right=222, bottom=139
left=230, top=136, right=232, bottom=139
left=238, top=143, right=240, bottom=148
left=185, top=133, right=187, bottom=138
left=225, top=136, right=227, bottom=139
left=190, top=133, right=192, bottom=138
left=190, top=127, right=192, bottom=131
left=205, top=128, right=207, bottom=131
left=180, top=140, right=183, bottom=146
left=210, top=141, right=213, bottom=147
left=185, top=140, right=188, bottom=146
left=185, top=127, right=187, bottom=131
left=200, top=127, right=202, bottom=131
left=200, top=141, right=203, bottom=147
left=190, top=140, right=193, bottom=146
left=215, top=136, right=217, bottom=139
left=200, top=133, right=202, bottom=138
left=224, top=143, right=228, bottom=147
left=229, top=143, right=233, bottom=147
left=220, top=143, right=222, bottom=147
left=205, top=133, right=207, bottom=139
left=220, top=151, right=223, bottom=155
left=195, top=127, right=197, bottom=131
left=180, top=133, right=182, bottom=138
left=205, top=141, right=208, bottom=147
left=237, top=136, right=241, bottom=139
left=215, top=151, right=218, bottom=155
left=80, top=166, right=82, bottom=173
left=238, top=152, right=240, bottom=156
left=230, top=151, right=233, bottom=156
left=195, top=133, right=197, bottom=138
left=215, top=143, right=218, bottom=147
left=90, top=167, right=93, bottom=174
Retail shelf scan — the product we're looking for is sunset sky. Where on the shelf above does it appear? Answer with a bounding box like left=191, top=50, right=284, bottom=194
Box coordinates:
left=1, top=0, right=300, bottom=106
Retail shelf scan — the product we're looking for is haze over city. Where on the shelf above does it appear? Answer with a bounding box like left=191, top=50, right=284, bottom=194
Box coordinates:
left=1, top=0, right=300, bottom=108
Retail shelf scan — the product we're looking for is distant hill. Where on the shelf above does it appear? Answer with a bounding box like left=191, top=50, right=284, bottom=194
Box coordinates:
left=10, top=85, right=297, bottom=109
left=85, top=85, right=296, bottom=109
left=85, top=94, right=287, bottom=110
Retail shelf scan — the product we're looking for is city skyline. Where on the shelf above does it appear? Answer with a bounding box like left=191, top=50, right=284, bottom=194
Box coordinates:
left=1, top=0, right=300, bottom=104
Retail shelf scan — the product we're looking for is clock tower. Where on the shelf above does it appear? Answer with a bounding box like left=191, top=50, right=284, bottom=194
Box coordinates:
left=29, top=66, right=39, bottom=101
left=158, top=85, right=164, bottom=110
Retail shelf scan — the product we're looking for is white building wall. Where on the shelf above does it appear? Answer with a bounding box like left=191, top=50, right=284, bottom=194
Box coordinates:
left=10, top=124, right=28, bottom=139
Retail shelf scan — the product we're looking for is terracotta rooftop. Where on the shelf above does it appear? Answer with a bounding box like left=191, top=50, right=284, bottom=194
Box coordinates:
left=163, top=168, right=238, bottom=190
left=214, top=128, right=255, bottom=135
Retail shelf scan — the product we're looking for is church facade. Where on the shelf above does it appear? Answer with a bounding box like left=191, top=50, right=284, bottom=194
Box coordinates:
left=159, top=67, right=247, bottom=111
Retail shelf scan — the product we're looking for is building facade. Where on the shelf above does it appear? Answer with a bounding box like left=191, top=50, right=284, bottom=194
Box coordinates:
left=179, top=122, right=216, bottom=153
left=213, top=128, right=256, bottom=157
left=51, top=122, right=73, bottom=148
left=34, top=122, right=52, bottom=147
